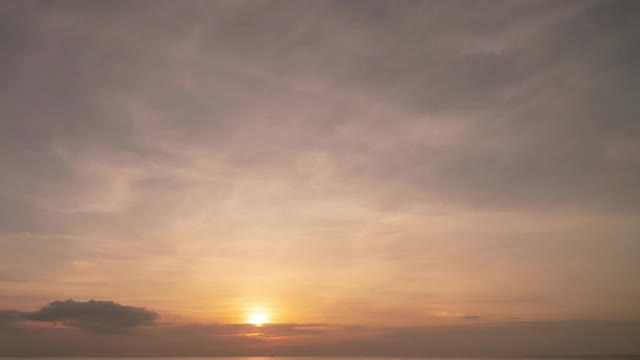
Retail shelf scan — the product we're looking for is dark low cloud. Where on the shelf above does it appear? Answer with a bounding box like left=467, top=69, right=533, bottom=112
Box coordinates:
left=2, top=299, right=640, bottom=355
left=276, top=320, right=640, bottom=357
left=15, top=299, right=157, bottom=333
left=1, top=316, right=639, bottom=356
left=0, top=310, right=21, bottom=325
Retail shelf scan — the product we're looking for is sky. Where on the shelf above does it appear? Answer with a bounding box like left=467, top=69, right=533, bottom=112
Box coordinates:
left=1, top=0, right=639, bottom=356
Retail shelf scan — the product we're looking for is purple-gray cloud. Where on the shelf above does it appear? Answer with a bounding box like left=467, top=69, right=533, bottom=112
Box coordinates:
left=13, top=299, right=157, bottom=333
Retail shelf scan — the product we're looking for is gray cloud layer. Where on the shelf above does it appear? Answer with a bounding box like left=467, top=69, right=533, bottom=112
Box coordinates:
left=2, top=0, right=638, bottom=221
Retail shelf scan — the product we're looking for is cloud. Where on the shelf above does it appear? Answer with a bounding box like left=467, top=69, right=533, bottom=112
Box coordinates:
left=0, top=310, right=21, bottom=326
left=2, top=299, right=640, bottom=355
left=2, top=316, right=640, bottom=356
left=184, top=322, right=329, bottom=337
left=20, top=299, right=157, bottom=333
left=276, top=320, right=640, bottom=357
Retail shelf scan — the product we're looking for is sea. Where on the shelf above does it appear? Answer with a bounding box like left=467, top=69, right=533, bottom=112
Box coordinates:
left=2, top=357, right=639, bottom=360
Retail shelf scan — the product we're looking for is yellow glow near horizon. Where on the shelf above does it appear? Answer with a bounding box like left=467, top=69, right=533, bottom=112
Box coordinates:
left=247, top=310, right=270, bottom=326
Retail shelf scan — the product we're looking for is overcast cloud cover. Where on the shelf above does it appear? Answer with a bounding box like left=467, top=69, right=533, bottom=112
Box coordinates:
left=1, top=0, right=639, bottom=356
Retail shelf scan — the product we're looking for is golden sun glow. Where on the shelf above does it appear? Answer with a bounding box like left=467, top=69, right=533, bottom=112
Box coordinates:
left=247, top=310, right=270, bottom=326
left=247, top=309, right=271, bottom=326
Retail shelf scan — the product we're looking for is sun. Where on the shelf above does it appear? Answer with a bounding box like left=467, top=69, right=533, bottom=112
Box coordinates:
left=247, top=310, right=270, bottom=326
